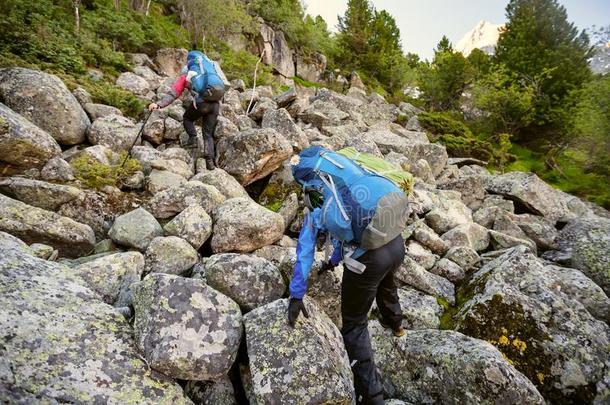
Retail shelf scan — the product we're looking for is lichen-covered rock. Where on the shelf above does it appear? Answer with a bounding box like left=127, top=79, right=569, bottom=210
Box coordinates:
left=444, top=245, right=480, bottom=270
left=406, top=240, right=438, bottom=270
left=553, top=216, right=610, bottom=296
left=243, top=298, right=355, bottom=404
left=441, top=223, right=490, bottom=252
left=147, top=168, right=187, bottom=194
left=74, top=251, right=144, bottom=306
left=506, top=213, right=558, bottom=251
left=426, top=199, right=473, bottom=234
left=150, top=158, right=194, bottom=179
left=142, top=109, right=167, bottom=144
left=29, top=242, right=57, bottom=260
left=0, top=194, right=95, bottom=258
left=395, top=256, right=455, bottom=305
left=86, top=114, right=139, bottom=152
left=0, top=177, right=84, bottom=211
left=108, top=207, right=163, bottom=251
left=412, top=223, right=449, bottom=255
left=488, top=229, right=537, bottom=253
left=430, top=258, right=466, bottom=284
left=154, top=48, right=188, bottom=77
left=131, top=145, right=162, bottom=174
left=191, top=168, right=249, bottom=199
left=116, top=72, right=151, bottom=96
left=83, top=102, right=122, bottom=120
left=261, top=108, right=309, bottom=151
left=201, top=254, right=285, bottom=312
left=298, top=99, right=350, bottom=129
left=369, top=323, right=545, bottom=404
left=372, top=287, right=443, bottom=330
left=0, top=68, right=90, bottom=145
left=146, top=181, right=225, bottom=219
left=487, top=172, right=576, bottom=222
left=40, top=156, right=75, bottom=181
left=0, top=102, right=61, bottom=172
left=144, top=236, right=199, bottom=275
left=212, top=197, right=284, bottom=253
left=163, top=204, right=212, bottom=250
left=455, top=246, right=610, bottom=403
left=0, top=247, right=189, bottom=404
left=217, top=128, right=293, bottom=186
left=184, top=378, right=237, bottom=405
left=0, top=230, right=30, bottom=253
left=133, top=273, right=242, bottom=381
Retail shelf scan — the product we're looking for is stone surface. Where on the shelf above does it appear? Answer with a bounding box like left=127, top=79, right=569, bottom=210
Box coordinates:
left=426, top=198, right=473, bottom=234
left=211, top=198, right=285, bottom=253
left=0, top=177, right=84, bottom=211
left=489, top=229, right=537, bottom=253
left=83, top=103, right=122, bottom=120
left=184, top=378, right=237, bottom=405
left=554, top=216, right=610, bottom=295
left=412, top=223, right=449, bottom=255
left=133, top=273, right=242, bottom=381
left=243, top=298, right=355, bottom=404
left=444, top=245, right=480, bottom=270
left=0, top=102, right=61, bottom=172
left=163, top=204, right=213, bottom=250
left=405, top=240, right=438, bottom=270
left=373, top=287, right=444, bottom=330
left=150, top=158, right=193, bottom=179
left=116, top=72, right=150, bottom=96
left=201, top=254, right=285, bottom=312
left=0, top=68, right=90, bottom=145
left=261, top=108, right=309, bottom=151
left=108, top=207, right=163, bottom=251
left=0, top=230, right=29, bottom=253
left=430, top=258, right=466, bottom=284
left=369, top=323, right=545, bottom=404
left=154, top=48, right=188, bottom=77
left=145, top=181, right=225, bottom=219
left=74, top=251, right=144, bottom=306
left=396, top=256, right=456, bottom=305
left=441, top=222, right=490, bottom=252
left=40, top=157, right=75, bottom=181
left=0, top=194, right=95, bottom=258
left=86, top=114, right=138, bottom=152
left=217, top=128, right=293, bottom=186
left=487, top=172, right=576, bottom=222
left=455, top=246, right=610, bottom=403
left=144, top=236, right=199, bottom=275
left=191, top=168, right=249, bottom=199
left=147, top=168, right=186, bottom=194
left=0, top=247, right=189, bottom=404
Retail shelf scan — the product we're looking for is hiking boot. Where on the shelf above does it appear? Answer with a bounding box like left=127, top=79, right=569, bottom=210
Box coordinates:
left=181, top=135, right=198, bottom=149
left=378, top=316, right=406, bottom=337
left=205, top=157, right=216, bottom=170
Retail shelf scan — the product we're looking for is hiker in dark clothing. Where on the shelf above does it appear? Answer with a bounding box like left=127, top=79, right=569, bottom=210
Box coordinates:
left=148, top=50, right=226, bottom=170
left=288, top=146, right=410, bottom=405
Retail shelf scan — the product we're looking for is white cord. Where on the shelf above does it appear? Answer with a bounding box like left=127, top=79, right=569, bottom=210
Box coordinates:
left=247, top=49, right=266, bottom=114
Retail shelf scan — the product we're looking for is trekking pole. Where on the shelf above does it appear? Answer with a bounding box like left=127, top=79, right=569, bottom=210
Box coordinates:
left=247, top=49, right=266, bottom=114
left=120, top=110, right=152, bottom=169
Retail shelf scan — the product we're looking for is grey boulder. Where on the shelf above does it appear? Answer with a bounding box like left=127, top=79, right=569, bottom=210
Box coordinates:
left=108, top=207, right=163, bottom=251
left=163, top=204, right=213, bottom=250
left=201, top=253, right=285, bottom=312
left=86, top=114, right=139, bottom=152
left=146, top=181, right=225, bottom=219
left=133, top=273, right=242, bottom=381
left=191, top=168, right=249, bottom=199
left=211, top=197, right=284, bottom=253
left=0, top=177, right=84, bottom=211
left=144, top=236, right=199, bottom=275
left=0, top=67, right=90, bottom=145
left=243, top=298, right=355, bottom=404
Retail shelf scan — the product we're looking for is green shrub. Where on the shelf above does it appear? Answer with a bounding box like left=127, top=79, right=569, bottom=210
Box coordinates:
left=418, top=112, right=474, bottom=138
left=215, top=43, right=274, bottom=87
left=71, top=152, right=141, bottom=190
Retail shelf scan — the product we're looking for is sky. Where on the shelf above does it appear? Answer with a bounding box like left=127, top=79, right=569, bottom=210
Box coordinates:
left=303, top=0, right=610, bottom=60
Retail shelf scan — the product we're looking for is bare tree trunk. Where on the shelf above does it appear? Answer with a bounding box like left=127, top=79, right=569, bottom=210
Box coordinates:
left=114, top=0, right=120, bottom=11
left=73, top=0, right=81, bottom=35
left=145, top=0, right=152, bottom=16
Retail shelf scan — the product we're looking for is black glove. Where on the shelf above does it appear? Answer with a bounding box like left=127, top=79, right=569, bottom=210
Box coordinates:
left=317, top=260, right=336, bottom=276
left=288, top=298, right=309, bottom=327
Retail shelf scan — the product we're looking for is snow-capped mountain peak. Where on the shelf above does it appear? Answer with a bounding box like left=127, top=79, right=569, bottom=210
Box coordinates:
left=456, top=20, right=505, bottom=56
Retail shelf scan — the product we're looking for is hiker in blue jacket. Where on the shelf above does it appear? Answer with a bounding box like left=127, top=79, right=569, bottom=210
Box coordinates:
left=149, top=50, right=226, bottom=170
left=288, top=146, right=409, bottom=405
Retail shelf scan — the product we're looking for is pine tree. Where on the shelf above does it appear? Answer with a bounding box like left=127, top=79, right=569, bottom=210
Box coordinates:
left=337, top=0, right=374, bottom=64
left=495, top=0, right=592, bottom=123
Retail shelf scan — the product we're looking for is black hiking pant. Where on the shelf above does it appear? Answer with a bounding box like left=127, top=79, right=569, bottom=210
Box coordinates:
left=183, top=101, right=220, bottom=159
left=341, top=235, right=405, bottom=405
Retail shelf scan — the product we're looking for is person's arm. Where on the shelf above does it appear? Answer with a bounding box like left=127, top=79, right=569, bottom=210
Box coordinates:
left=329, top=237, right=342, bottom=266
left=150, top=74, right=188, bottom=110
left=289, top=210, right=320, bottom=300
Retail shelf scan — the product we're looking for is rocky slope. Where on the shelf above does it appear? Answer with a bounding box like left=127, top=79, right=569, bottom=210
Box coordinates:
left=0, top=49, right=609, bottom=404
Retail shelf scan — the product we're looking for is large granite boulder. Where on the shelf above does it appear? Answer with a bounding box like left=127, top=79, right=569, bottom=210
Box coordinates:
left=147, top=168, right=186, bottom=194
left=191, top=168, right=249, bottom=199
left=86, top=114, right=139, bottom=152
left=440, top=222, right=490, bottom=252
left=133, top=273, right=242, bottom=381
left=0, top=102, right=61, bottom=172
left=369, top=323, right=545, bottom=404
left=0, top=231, right=30, bottom=253
left=255, top=23, right=295, bottom=78
left=395, top=256, right=455, bottom=305
left=0, top=247, right=189, bottom=404
left=261, top=108, right=309, bottom=151
left=40, top=157, right=75, bottom=182
left=455, top=246, right=610, bottom=403
left=163, top=204, right=212, bottom=250
left=425, top=198, right=473, bottom=235
left=0, top=68, right=90, bottom=145
left=217, top=128, right=293, bottom=186
left=0, top=177, right=84, bottom=211
left=144, top=236, right=199, bottom=275
left=74, top=251, right=144, bottom=306
left=202, top=254, right=285, bottom=312
left=184, top=378, right=237, bottom=405
left=108, top=207, right=163, bottom=251
left=154, top=48, right=188, bottom=77
left=553, top=216, right=610, bottom=296
left=0, top=194, right=95, bottom=258
left=116, top=72, right=151, bottom=96
left=211, top=197, right=284, bottom=253
left=146, top=181, right=225, bottom=219
left=243, top=298, right=355, bottom=404
left=487, top=172, right=578, bottom=222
